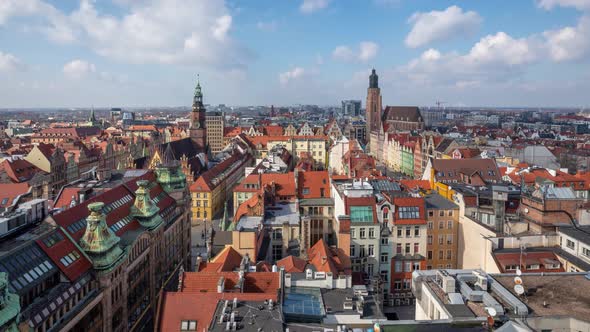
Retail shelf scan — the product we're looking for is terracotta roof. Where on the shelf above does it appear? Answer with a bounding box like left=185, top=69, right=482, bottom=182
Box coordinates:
left=382, top=106, right=422, bottom=122
left=233, top=193, right=261, bottom=223
left=0, top=183, right=29, bottom=208
left=190, top=153, right=251, bottom=192
left=399, top=179, right=431, bottom=191
left=199, top=246, right=244, bottom=272
left=0, top=158, right=41, bottom=183
left=36, top=143, right=56, bottom=159
left=392, top=196, right=427, bottom=225
left=181, top=271, right=279, bottom=296
left=276, top=255, right=307, bottom=273
left=262, top=125, right=284, bottom=136
left=127, top=125, right=158, bottom=131
left=432, top=158, right=501, bottom=184
left=307, top=239, right=351, bottom=276
left=234, top=172, right=296, bottom=198
left=298, top=171, right=331, bottom=199
left=493, top=250, right=565, bottom=273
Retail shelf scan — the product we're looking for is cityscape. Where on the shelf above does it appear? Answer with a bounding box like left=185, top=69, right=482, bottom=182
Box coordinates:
left=1, top=1, right=590, bottom=332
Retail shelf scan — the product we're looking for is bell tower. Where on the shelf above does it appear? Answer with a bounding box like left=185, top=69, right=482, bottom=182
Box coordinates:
left=366, top=68, right=382, bottom=148
left=190, top=75, right=207, bottom=150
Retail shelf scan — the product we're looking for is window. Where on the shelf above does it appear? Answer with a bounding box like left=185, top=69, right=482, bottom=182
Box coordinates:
left=381, top=237, right=389, bottom=245
left=405, top=227, right=411, bottom=238
left=367, top=264, right=374, bottom=275
left=526, top=264, right=540, bottom=270
left=381, top=253, right=388, bottom=263
left=414, top=226, right=420, bottom=237
left=438, top=250, right=444, bottom=259
left=350, top=206, right=373, bottom=223
left=505, top=264, right=518, bottom=271
left=302, top=188, right=310, bottom=195
left=427, top=235, right=432, bottom=244
left=427, top=251, right=433, bottom=259
left=350, top=245, right=356, bottom=257
left=438, top=221, right=444, bottom=229
left=448, top=210, right=453, bottom=217
left=180, top=320, right=197, bottom=331
left=381, top=270, right=388, bottom=282
left=404, top=262, right=412, bottom=272
left=395, top=261, right=402, bottom=272
left=439, top=210, right=444, bottom=217
left=438, top=235, right=444, bottom=245
left=272, top=245, right=282, bottom=261
left=447, top=220, right=453, bottom=229
left=447, top=234, right=453, bottom=245
left=399, top=206, right=420, bottom=219
left=59, top=251, right=80, bottom=267
left=359, top=245, right=366, bottom=257
left=405, top=243, right=410, bottom=254
left=369, top=228, right=375, bottom=239
left=403, top=279, right=411, bottom=289
left=566, top=239, right=575, bottom=250
left=413, top=262, right=420, bottom=271
left=427, top=221, right=433, bottom=229
left=368, top=245, right=375, bottom=257
left=446, top=264, right=452, bottom=269
left=583, top=247, right=590, bottom=257
left=360, top=228, right=366, bottom=239
left=428, top=211, right=434, bottom=217
left=396, top=243, right=402, bottom=254
left=394, top=280, right=402, bottom=290
left=272, top=229, right=282, bottom=240
left=397, top=228, right=402, bottom=237
left=446, top=250, right=452, bottom=260
left=414, top=243, right=419, bottom=253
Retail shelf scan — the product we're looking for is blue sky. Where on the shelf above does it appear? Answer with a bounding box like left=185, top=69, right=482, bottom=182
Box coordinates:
left=0, top=0, right=589, bottom=108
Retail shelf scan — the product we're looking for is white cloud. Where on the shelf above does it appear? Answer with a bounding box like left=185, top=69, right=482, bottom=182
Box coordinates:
left=1, top=0, right=250, bottom=69
left=256, top=20, right=278, bottom=32
left=63, top=59, right=96, bottom=79
left=543, top=15, right=590, bottom=61
left=0, top=51, right=25, bottom=72
left=405, top=6, right=482, bottom=48
left=279, top=67, right=306, bottom=85
left=398, top=32, right=540, bottom=87
left=300, top=0, right=330, bottom=14
left=537, top=0, right=590, bottom=10
left=332, top=41, right=379, bottom=62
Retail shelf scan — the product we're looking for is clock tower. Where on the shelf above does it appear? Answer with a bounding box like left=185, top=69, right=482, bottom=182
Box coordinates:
left=190, top=75, right=207, bottom=150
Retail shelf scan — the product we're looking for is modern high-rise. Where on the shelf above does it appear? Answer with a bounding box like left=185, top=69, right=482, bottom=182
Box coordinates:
left=341, top=100, right=361, bottom=116
left=205, top=111, right=224, bottom=154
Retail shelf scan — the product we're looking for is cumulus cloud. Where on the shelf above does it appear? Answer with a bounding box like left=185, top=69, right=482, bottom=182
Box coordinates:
left=0, top=51, right=25, bottom=72
left=279, top=67, right=306, bottom=85
left=0, top=0, right=251, bottom=69
left=405, top=6, right=482, bottom=48
left=543, top=15, right=590, bottom=61
left=63, top=59, right=96, bottom=79
left=536, top=0, right=590, bottom=10
left=300, top=0, right=330, bottom=14
left=332, top=42, right=379, bottom=62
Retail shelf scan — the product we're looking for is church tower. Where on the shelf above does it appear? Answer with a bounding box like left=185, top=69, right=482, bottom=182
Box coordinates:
left=190, top=75, right=207, bottom=150
left=366, top=69, right=382, bottom=148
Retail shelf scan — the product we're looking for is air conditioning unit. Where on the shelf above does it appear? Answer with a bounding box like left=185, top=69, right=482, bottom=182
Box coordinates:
left=343, top=302, right=354, bottom=310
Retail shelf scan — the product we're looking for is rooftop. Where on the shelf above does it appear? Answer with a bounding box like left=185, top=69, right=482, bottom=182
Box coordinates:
left=424, top=193, right=459, bottom=210
left=264, top=202, right=299, bottom=226
left=493, top=273, right=590, bottom=323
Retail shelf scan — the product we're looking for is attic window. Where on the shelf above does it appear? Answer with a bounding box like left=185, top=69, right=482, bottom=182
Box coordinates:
left=302, top=188, right=310, bottom=195
left=180, top=320, right=197, bottom=331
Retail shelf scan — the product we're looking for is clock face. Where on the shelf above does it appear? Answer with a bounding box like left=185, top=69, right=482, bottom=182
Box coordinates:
left=194, top=122, right=200, bottom=128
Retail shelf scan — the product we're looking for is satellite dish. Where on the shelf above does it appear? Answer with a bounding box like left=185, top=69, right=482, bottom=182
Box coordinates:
left=486, top=307, right=498, bottom=317
left=514, top=284, right=525, bottom=295
left=514, top=276, right=523, bottom=285
left=516, top=268, right=522, bottom=276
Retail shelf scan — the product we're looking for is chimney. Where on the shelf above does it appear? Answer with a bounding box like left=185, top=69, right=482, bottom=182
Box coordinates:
left=217, top=276, right=225, bottom=293
left=294, top=168, right=299, bottom=193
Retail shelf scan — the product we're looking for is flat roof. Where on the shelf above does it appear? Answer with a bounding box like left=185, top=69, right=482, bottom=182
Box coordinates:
left=493, top=273, right=590, bottom=322
left=424, top=193, right=459, bottom=210
left=264, top=202, right=299, bottom=226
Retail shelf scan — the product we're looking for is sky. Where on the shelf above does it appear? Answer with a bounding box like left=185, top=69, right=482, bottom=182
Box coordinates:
left=0, top=0, right=589, bottom=108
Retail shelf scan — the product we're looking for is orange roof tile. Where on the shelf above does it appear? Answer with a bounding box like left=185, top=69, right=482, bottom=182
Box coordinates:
left=276, top=256, right=307, bottom=273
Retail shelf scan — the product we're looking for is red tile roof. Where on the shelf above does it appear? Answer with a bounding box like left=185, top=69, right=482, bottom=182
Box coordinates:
left=0, top=158, right=41, bottom=182
left=307, top=239, right=351, bottom=276
left=392, top=196, right=427, bottom=225
left=276, top=255, right=307, bottom=273
left=181, top=271, right=279, bottom=296
left=399, top=180, right=431, bottom=191
left=493, top=251, right=565, bottom=273
left=36, top=229, right=92, bottom=282
left=298, top=171, right=331, bottom=199
left=0, top=183, right=29, bottom=208
left=199, top=246, right=243, bottom=272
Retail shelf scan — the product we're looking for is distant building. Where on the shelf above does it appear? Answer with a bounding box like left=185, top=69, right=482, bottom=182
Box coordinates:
left=341, top=100, right=361, bottom=116
left=205, top=111, right=225, bottom=154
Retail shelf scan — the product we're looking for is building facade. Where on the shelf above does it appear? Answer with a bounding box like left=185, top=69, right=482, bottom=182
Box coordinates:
left=205, top=111, right=225, bottom=154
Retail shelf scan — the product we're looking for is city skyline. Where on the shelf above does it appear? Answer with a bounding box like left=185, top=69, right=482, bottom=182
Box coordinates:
left=1, top=0, right=590, bottom=108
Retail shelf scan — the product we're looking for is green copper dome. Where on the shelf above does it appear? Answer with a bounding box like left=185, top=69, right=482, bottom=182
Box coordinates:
left=130, top=180, right=164, bottom=230
left=80, top=202, right=124, bottom=271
